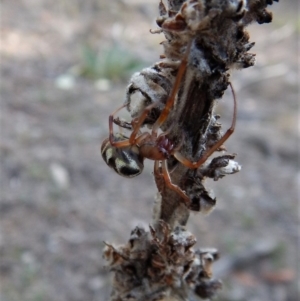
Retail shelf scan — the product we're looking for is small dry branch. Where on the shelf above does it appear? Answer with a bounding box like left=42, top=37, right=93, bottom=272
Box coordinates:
left=102, top=0, right=277, bottom=300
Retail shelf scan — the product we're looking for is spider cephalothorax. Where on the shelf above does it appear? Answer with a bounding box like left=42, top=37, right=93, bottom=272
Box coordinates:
left=138, top=134, right=176, bottom=161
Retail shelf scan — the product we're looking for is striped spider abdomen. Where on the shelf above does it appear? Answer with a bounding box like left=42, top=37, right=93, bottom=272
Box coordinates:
left=101, top=133, right=144, bottom=178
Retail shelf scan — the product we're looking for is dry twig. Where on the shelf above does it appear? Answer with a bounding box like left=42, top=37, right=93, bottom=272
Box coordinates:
left=101, top=0, right=277, bottom=300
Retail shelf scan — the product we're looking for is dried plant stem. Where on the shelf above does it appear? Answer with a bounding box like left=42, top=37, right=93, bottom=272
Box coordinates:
left=103, top=1, right=277, bottom=300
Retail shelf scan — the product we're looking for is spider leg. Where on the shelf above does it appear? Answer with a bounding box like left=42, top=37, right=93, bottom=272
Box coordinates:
left=109, top=101, right=158, bottom=148
left=109, top=103, right=132, bottom=148
left=152, top=40, right=193, bottom=135
left=135, top=132, right=150, bottom=145
left=173, top=82, right=237, bottom=169
left=113, top=117, right=133, bottom=131
left=128, top=102, right=158, bottom=144
left=154, top=160, right=165, bottom=194
left=160, top=160, right=190, bottom=205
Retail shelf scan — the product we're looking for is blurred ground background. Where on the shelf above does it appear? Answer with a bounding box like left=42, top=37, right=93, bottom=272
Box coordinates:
left=0, top=0, right=299, bottom=300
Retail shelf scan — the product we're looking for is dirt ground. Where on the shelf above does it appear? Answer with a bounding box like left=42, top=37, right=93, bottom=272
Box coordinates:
left=0, top=1, right=299, bottom=300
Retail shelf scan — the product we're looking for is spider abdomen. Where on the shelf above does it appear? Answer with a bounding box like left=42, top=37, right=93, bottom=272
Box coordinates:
left=101, top=138, right=144, bottom=178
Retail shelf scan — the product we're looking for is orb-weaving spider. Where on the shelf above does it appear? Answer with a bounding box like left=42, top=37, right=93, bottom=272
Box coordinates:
left=101, top=40, right=237, bottom=205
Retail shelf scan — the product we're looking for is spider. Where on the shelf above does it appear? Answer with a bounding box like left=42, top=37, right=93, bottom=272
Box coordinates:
left=101, top=40, right=237, bottom=205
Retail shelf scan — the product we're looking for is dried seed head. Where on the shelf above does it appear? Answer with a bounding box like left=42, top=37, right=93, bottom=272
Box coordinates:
left=104, top=221, right=222, bottom=299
